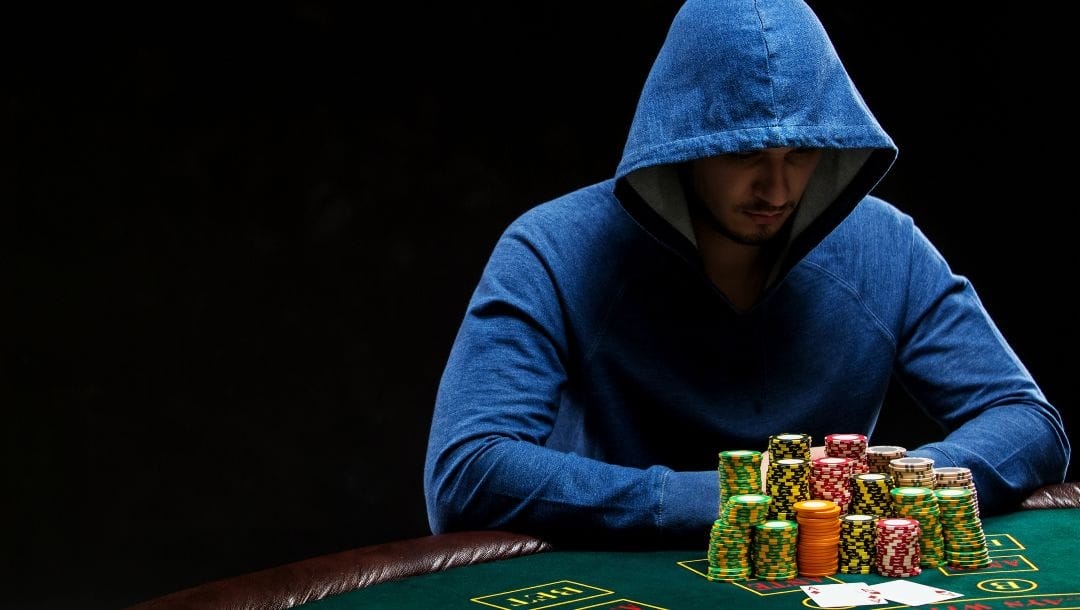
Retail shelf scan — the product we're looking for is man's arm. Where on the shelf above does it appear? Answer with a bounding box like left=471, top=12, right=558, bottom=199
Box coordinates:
left=893, top=224, right=1070, bottom=513
left=422, top=225, right=717, bottom=545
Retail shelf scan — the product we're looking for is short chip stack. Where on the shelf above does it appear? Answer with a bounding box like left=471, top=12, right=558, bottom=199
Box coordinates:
left=717, top=450, right=763, bottom=513
left=935, top=488, right=991, bottom=569
left=876, top=517, right=922, bottom=577
left=838, top=514, right=876, bottom=574
left=890, top=487, right=945, bottom=568
left=752, top=520, right=799, bottom=580
left=825, top=434, right=870, bottom=474
left=793, top=499, right=841, bottom=576
left=889, top=456, right=936, bottom=489
left=866, top=445, right=907, bottom=475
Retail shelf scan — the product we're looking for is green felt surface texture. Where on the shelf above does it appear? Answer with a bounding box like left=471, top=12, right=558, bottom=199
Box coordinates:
left=304, top=509, right=1080, bottom=609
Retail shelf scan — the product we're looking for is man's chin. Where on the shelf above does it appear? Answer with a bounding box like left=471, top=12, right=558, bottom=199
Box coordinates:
left=725, top=226, right=784, bottom=246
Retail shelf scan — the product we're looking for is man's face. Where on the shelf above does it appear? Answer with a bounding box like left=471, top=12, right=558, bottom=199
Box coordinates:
left=691, top=147, right=824, bottom=246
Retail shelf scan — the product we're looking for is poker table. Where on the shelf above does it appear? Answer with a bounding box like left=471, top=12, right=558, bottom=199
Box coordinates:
left=129, top=483, right=1080, bottom=610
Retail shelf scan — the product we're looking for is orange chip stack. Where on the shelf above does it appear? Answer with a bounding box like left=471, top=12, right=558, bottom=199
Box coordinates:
left=793, top=499, right=841, bottom=576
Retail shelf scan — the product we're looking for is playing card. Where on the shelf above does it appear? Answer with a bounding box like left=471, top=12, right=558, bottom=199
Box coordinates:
left=873, top=580, right=963, bottom=605
left=801, top=583, right=887, bottom=607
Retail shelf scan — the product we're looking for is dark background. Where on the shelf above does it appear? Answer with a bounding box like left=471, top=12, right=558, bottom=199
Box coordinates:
left=7, top=2, right=1074, bottom=608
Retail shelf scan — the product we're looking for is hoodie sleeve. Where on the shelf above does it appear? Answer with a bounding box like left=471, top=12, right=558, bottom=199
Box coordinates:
left=422, top=217, right=717, bottom=544
left=893, top=224, right=1070, bottom=513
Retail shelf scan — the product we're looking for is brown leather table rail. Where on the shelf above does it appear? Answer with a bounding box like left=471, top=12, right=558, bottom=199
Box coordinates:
left=1020, top=480, right=1080, bottom=510
left=126, top=530, right=550, bottom=610
left=128, top=482, right=1079, bottom=610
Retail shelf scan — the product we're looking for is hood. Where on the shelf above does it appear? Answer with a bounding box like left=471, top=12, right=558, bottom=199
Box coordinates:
left=614, top=0, right=898, bottom=284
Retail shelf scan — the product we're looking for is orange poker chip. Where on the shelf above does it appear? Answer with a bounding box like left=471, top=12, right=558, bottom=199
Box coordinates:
left=793, top=500, right=836, bottom=512
left=799, top=554, right=839, bottom=561
left=797, top=522, right=841, bottom=532
left=800, top=537, right=840, bottom=544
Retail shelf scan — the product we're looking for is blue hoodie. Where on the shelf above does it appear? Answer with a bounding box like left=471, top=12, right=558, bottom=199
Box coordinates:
left=423, top=0, right=1070, bottom=547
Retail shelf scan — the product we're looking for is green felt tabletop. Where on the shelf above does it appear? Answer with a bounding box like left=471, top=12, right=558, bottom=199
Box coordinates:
left=303, top=508, right=1080, bottom=609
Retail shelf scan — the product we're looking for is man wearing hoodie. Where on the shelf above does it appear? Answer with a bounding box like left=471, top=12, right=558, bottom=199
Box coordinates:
left=423, top=0, right=1070, bottom=548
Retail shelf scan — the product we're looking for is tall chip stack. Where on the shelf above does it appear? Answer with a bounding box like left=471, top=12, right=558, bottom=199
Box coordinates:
left=764, top=433, right=813, bottom=520
left=935, top=488, right=991, bottom=569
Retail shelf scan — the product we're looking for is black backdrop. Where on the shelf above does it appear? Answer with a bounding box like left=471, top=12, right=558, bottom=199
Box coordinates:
left=8, top=2, right=1075, bottom=609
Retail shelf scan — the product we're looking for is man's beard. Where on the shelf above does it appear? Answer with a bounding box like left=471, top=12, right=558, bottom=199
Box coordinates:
left=689, top=196, right=796, bottom=246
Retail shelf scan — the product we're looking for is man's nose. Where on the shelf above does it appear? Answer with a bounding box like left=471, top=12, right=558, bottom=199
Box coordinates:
left=754, top=160, right=791, bottom=206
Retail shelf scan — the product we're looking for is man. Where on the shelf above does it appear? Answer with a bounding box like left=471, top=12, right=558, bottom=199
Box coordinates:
left=423, top=0, right=1070, bottom=547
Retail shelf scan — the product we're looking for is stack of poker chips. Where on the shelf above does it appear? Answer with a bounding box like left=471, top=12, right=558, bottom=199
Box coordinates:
left=765, top=458, right=810, bottom=520
left=866, top=445, right=907, bottom=475
left=717, top=450, right=763, bottom=514
left=838, top=514, right=876, bottom=575
left=890, top=487, right=946, bottom=568
left=707, top=494, right=772, bottom=582
left=889, top=456, right=936, bottom=489
left=848, top=473, right=894, bottom=518
left=767, top=433, right=813, bottom=461
left=935, top=488, right=991, bottom=569
left=876, top=517, right=922, bottom=577
left=752, top=520, right=800, bottom=581
left=825, top=433, right=870, bottom=474
left=810, top=457, right=854, bottom=514
left=793, top=499, right=841, bottom=576
left=933, top=466, right=980, bottom=516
